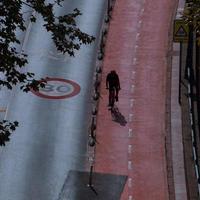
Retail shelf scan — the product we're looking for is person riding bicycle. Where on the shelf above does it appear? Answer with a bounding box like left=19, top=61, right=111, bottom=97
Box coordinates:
left=106, top=70, right=121, bottom=106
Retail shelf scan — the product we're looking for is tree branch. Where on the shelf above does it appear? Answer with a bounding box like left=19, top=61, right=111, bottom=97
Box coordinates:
left=21, top=1, right=34, bottom=8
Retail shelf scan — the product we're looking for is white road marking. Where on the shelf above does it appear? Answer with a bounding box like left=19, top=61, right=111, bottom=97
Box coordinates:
left=128, top=145, right=132, bottom=154
left=136, top=33, right=140, bottom=40
left=133, top=58, right=137, bottom=65
left=128, top=177, right=132, bottom=188
left=128, top=161, right=132, bottom=170
left=130, top=99, right=134, bottom=108
left=128, top=129, right=133, bottom=137
left=128, top=196, right=133, bottom=200
left=129, top=114, right=133, bottom=122
left=130, top=85, right=135, bottom=93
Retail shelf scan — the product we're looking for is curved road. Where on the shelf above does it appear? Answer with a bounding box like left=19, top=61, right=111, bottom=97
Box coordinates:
left=0, top=1, right=106, bottom=200
left=95, top=0, right=178, bottom=199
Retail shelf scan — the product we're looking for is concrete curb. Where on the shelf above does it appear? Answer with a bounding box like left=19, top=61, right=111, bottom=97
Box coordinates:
left=171, top=0, right=187, bottom=199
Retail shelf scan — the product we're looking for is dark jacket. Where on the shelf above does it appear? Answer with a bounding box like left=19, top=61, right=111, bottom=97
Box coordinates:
left=106, top=71, right=120, bottom=89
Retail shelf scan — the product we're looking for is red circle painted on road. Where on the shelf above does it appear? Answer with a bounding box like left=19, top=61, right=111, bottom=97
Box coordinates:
left=31, top=78, right=81, bottom=99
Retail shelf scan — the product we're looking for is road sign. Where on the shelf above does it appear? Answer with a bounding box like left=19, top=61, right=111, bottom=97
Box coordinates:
left=31, top=78, right=81, bottom=99
left=173, top=19, right=189, bottom=42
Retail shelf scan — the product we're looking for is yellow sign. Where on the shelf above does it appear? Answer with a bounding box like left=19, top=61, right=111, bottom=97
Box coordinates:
left=173, top=19, right=189, bottom=42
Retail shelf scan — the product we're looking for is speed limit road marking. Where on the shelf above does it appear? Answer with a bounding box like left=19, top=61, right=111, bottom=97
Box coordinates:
left=31, top=78, right=80, bottom=99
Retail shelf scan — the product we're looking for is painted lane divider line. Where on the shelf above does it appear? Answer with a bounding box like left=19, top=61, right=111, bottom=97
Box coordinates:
left=128, top=145, right=133, bottom=153
left=128, top=177, right=132, bottom=188
left=128, top=161, right=132, bottom=170
left=128, top=195, right=133, bottom=200
left=129, top=114, right=133, bottom=122
left=130, top=99, right=134, bottom=108
left=130, top=85, right=135, bottom=93
left=128, top=129, right=133, bottom=138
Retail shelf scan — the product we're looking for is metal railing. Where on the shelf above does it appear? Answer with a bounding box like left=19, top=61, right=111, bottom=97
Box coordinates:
left=86, top=0, right=116, bottom=189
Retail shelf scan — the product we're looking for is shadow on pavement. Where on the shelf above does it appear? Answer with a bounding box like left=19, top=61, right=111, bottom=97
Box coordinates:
left=111, top=106, right=127, bottom=126
left=58, top=170, right=127, bottom=200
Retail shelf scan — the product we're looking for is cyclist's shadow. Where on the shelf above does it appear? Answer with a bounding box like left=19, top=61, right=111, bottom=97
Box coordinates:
left=110, top=105, right=127, bottom=126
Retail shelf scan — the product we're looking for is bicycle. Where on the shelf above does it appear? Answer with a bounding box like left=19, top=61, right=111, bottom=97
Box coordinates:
left=107, top=87, right=117, bottom=111
left=109, top=89, right=115, bottom=109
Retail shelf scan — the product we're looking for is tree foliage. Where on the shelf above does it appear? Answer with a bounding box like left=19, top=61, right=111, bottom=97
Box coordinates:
left=0, top=121, right=19, bottom=146
left=182, top=1, right=200, bottom=44
left=0, top=0, right=95, bottom=145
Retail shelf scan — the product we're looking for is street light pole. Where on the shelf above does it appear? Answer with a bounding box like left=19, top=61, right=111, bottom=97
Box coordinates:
left=185, top=23, right=194, bottom=81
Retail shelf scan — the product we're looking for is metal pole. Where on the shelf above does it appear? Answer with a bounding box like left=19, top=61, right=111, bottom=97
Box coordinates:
left=87, top=165, right=98, bottom=195
left=107, top=0, right=110, bottom=16
left=185, top=24, right=193, bottom=81
left=88, top=165, right=93, bottom=187
left=196, top=35, right=200, bottom=138
left=179, top=42, right=183, bottom=104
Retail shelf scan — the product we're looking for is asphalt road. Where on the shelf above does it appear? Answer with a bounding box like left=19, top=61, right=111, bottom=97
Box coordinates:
left=0, top=1, right=106, bottom=200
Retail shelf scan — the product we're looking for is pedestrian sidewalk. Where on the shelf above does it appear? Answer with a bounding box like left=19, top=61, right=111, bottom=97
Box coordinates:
left=170, top=0, right=187, bottom=199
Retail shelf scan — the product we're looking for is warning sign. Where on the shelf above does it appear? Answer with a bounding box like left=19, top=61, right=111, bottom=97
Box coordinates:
left=175, top=26, right=187, bottom=37
left=173, top=19, right=189, bottom=42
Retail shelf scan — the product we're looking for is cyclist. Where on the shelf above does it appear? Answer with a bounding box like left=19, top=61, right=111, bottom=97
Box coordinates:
left=106, top=70, right=121, bottom=107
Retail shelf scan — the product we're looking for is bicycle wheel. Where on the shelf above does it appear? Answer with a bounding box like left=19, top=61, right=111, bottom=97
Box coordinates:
left=110, top=89, right=115, bottom=108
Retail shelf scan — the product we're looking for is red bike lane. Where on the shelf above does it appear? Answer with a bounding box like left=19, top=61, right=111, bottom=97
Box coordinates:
left=94, top=0, right=178, bottom=199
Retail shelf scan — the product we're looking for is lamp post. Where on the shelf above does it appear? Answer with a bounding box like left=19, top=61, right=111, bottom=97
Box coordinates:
left=185, top=23, right=194, bottom=82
